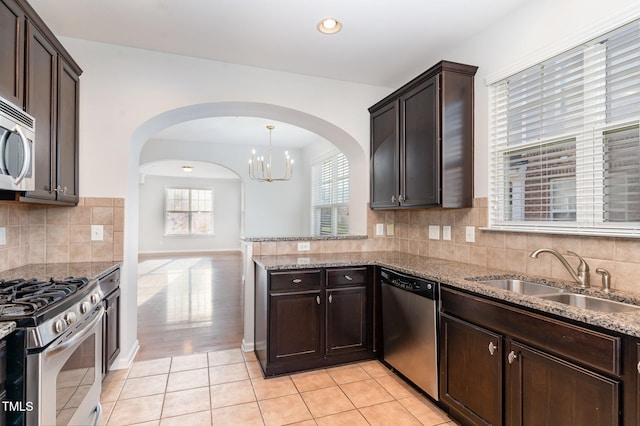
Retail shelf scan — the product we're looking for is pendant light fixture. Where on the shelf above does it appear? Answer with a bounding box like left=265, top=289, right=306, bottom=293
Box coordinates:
left=248, top=125, right=294, bottom=182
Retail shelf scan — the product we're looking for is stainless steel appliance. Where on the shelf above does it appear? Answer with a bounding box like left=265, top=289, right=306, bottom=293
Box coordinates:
left=0, top=97, right=35, bottom=192
left=2, top=277, right=104, bottom=426
left=380, top=268, right=439, bottom=400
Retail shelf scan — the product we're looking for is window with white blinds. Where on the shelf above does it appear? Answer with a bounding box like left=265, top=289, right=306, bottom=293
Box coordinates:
left=488, top=19, right=640, bottom=236
left=311, top=153, right=349, bottom=236
left=165, top=188, right=214, bottom=235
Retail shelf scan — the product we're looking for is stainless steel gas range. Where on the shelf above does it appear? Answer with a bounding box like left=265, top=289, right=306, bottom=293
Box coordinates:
left=1, top=276, right=104, bottom=426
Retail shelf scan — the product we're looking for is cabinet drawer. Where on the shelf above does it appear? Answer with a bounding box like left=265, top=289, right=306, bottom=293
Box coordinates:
left=327, top=267, right=368, bottom=287
left=270, top=270, right=322, bottom=292
left=441, top=287, right=621, bottom=375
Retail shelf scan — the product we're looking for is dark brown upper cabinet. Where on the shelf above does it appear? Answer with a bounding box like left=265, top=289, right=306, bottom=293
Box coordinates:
left=0, top=0, right=25, bottom=107
left=369, top=60, right=477, bottom=209
left=3, top=0, right=83, bottom=205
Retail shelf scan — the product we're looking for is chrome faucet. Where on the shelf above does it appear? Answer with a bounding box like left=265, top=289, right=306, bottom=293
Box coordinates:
left=529, top=248, right=590, bottom=288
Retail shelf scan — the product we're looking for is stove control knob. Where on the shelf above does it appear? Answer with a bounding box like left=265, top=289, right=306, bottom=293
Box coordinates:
left=54, top=319, right=66, bottom=334
left=91, top=293, right=101, bottom=305
left=80, top=301, right=91, bottom=314
left=64, top=312, right=77, bottom=325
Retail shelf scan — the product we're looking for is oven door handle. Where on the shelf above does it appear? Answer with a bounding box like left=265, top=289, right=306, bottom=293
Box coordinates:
left=45, top=306, right=104, bottom=360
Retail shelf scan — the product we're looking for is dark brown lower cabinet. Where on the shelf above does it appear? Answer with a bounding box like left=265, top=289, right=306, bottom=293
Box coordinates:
left=103, top=287, right=121, bottom=374
left=440, top=286, right=630, bottom=426
left=255, top=265, right=373, bottom=376
left=506, top=341, right=618, bottom=426
left=440, top=313, right=503, bottom=426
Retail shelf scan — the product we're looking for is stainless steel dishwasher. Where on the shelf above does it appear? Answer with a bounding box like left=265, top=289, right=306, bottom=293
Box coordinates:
left=381, top=267, right=439, bottom=400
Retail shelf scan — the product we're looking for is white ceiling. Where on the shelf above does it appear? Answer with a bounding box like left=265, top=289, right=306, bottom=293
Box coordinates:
left=140, top=160, right=239, bottom=180
left=28, top=0, right=527, bottom=88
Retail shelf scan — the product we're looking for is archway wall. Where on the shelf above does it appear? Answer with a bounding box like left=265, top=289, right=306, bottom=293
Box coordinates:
left=59, top=37, right=391, bottom=367
left=63, top=37, right=390, bottom=201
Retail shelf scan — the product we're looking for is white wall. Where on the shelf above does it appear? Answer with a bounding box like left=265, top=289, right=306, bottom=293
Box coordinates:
left=138, top=175, right=242, bottom=253
left=141, top=139, right=308, bottom=237
left=428, top=0, right=640, bottom=198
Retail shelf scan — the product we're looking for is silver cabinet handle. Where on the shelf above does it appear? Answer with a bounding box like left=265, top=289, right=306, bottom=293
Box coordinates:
left=292, top=278, right=302, bottom=284
left=316, top=296, right=320, bottom=305
left=329, top=294, right=333, bottom=303
left=391, top=195, right=397, bottom=203
left=344, top=275, right=353, bottom=281
left=488, top=342, right=497, bottom=356
left=508, top=350, right=518, bottom=364
left=398, top=194, right=405, bottom=203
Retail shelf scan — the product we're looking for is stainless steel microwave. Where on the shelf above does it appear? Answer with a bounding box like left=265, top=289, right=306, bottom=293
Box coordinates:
left=0, top=96, right=35, bottom=191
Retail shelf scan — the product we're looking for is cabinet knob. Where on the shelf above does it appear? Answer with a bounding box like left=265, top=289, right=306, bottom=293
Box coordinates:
left=329, top=294, right=333, bottom=303
left=391, top=195, right=397, bottom=203
left=292, top=278, right=303, bottom=284
left=316, top=296, right=320, bottom=305
left=398, top=194, right=405, bottom=203
left=344, top=275, right=353, bottom=281
left=508, top=350, right=518, bottom=364
left=488, top=342, right=497, bottom=356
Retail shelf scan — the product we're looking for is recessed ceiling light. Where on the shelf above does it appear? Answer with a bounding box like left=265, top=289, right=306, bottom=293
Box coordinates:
left=182, top=165, right=193, bottom=172
left=317, top=17, right=342, bottom=34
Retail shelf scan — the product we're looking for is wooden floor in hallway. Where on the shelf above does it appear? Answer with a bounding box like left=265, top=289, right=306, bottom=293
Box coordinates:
left=135, top=252, right=244, bottom=361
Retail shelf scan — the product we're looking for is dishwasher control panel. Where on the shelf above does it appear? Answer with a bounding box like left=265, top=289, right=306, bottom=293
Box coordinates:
left=380, top=268, right=438, bottom=299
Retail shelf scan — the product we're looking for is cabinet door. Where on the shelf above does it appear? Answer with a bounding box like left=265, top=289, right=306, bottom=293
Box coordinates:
left=103, top=288, right=121, bottom=374
left=370, top=101, right=399, bottom=209
left=56, top=58, right=80, bottom=204
left=326, top=287, right=366, bottom=355
left=506, top=341, right=619, bottom=426
left=269, top=291, right=322, bottom=363
left=24, top=22, right=56, bottom=201
left=0, top=0, right=24, bottom=107
left=440, top=313, right=503, bottom=426
left=400, top=75, right=439, bottom=207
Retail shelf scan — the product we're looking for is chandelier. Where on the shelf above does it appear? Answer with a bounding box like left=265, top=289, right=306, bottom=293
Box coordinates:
left=248, top=125, right=294, bottom=182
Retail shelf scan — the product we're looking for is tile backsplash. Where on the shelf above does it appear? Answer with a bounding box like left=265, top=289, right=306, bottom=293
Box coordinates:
left=253, top=197, right=640, bottom=295
left=368, top=197, right=640, bottom=295
left=0, top=197, right=124, bottom=270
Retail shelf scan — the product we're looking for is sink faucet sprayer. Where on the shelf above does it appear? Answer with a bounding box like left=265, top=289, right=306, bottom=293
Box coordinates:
left=529, top=248, right=590, bottom=288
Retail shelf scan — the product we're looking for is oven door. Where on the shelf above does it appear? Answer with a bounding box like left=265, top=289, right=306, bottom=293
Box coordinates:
left=26, top=305, right=104, bottom=426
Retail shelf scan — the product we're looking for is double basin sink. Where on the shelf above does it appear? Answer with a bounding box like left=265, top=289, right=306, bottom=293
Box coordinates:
left=473, top=278, right=640, bottom=314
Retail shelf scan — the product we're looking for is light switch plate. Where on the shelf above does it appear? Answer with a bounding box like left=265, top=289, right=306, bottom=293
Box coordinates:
left=91, top=225, right=104, bottom=241
left=465, top=226, right=475, bottom=243
left=375, top=223, right=385, bottom=236
left=428, top=225, right=440, bottom=240
left=297, top=241, right=310, bottom=251
left=442, top=225, right=452, bottom=241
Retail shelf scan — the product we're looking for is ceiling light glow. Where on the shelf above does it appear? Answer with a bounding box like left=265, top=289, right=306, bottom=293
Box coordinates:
left=318, top=17, right=342, bottom=34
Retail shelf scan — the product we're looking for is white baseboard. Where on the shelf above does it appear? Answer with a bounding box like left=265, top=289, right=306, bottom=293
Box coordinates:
left=241, top=338, right=255, bottom=353
left=109, top=340, right=140, bottom=371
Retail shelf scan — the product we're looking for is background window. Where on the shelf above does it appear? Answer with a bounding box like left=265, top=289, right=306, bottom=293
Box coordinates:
left=165, top=188, right=213, bottom=235
left=311, top=153, right=349, bottom=236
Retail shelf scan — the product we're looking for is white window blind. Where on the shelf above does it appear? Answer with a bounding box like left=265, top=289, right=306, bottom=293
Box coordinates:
left=489, top=19, right=640, bottom=237
left=165, top=188, right=214, bottom=235
left=311, top=153, right=349, bottom=236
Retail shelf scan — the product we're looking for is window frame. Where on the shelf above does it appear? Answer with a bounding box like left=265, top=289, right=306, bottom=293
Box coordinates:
left=164, top=187, right=215, bottom=237
left=487, top=18, right=640, bottom=237
left=311, top=152, right=349, bottom=236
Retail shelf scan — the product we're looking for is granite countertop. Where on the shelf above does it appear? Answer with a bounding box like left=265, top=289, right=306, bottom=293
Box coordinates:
left=0, top=261, right=122, bottom=282
left=0, top=322, right=16, bottom=339
left=253, top=251, right=640, bottom=338
left=242, top=235, right=367, bottom=242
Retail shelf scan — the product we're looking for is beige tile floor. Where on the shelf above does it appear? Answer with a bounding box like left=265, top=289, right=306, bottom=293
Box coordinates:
left=100, top=348, right=456, bottom=426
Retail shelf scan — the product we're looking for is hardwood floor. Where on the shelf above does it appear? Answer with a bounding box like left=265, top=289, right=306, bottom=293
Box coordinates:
left=135, top=252, right=243, bottom=361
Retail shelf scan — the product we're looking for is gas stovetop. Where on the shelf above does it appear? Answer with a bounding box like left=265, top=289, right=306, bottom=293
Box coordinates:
left=0, top=277, right=90, bottom=319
